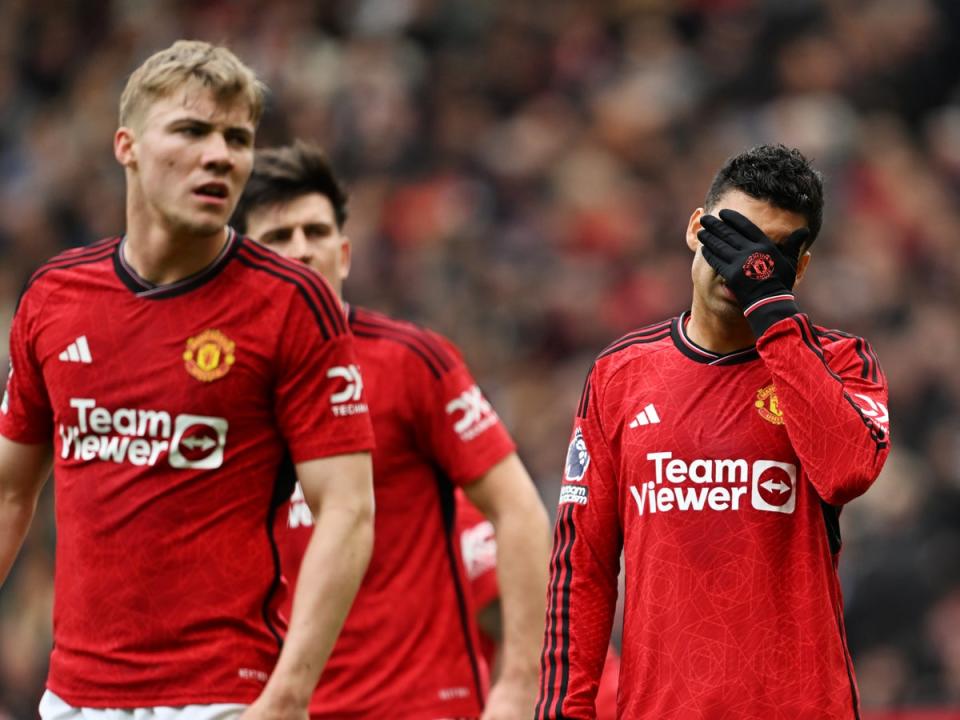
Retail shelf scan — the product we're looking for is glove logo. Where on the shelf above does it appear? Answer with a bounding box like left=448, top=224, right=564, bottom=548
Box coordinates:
left=742, top=252, right=775, bottom=280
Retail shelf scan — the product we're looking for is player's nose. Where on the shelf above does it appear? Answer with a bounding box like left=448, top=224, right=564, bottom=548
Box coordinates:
left=290, top=228, right=312, bottom=264
left=201, top=133, right=234, bottom=173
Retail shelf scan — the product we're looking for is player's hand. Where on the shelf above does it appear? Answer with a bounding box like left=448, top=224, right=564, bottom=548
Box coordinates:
left=238, top=691, right=309, bottom=720
left=697, top=209, right=809, bottom=337
left=481, top=675, right=537, bottom=720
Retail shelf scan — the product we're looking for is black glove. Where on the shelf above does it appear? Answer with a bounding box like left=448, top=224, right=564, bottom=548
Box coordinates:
left=697, top=209, right=810, bottom=337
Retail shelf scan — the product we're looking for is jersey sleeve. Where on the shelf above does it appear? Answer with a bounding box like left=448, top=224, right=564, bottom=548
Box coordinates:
left=273, top=291, right=374, bottom=463
left=595, top=645, right=621, bottom=720
left=756, top=314, right=890, bottom=506
left=537, top=365, right=622, bottom=720
left=0, top=289, right=53, bottom=444
left=411, top=334, right=515, bottom=484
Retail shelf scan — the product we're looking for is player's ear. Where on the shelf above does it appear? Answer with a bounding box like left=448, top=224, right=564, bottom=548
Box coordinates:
left=339, top=236, right=352, bottom=282
left=685, top=208, right=705, bottom=253
left=794, top=251, right=812, bottom=287
left=114, top=127, right=136, bottom=168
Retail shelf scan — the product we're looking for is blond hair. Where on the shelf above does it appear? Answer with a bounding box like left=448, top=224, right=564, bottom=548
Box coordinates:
left=119, top=40, right=266, bottom=129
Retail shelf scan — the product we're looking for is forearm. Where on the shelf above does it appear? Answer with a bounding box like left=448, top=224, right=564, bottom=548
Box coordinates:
left=0, top=495, right=39, bottom=586
left=490, top=485, right=550, bottom=682
left=538, top=504, right=619, bottom=720
left=0, top=437, right=51, bottom=587
left=262, top=502, right=374, bottom=708
left=758, top=315, right=890, bottom=504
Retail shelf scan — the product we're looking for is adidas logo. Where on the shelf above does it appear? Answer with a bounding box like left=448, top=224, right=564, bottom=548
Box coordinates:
left=59, top=336, right=92, bottom=364
left=628, top=403, right=660, bottom=428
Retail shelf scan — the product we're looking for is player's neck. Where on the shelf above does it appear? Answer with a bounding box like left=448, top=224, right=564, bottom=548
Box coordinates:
left=685, top=304, right=757, bottom=355
left=123, top=223, right=230, bottom=286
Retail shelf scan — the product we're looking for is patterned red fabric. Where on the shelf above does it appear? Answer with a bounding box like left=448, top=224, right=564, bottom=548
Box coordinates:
left=537, top=312, right=889, bottom=719
left=0, top=235, right=374, bottom=707
left=275, top=306, right=516, bottom=719
left=455, top=492, right=499, bottom=669
left=456, top=491, right=620, bottom=719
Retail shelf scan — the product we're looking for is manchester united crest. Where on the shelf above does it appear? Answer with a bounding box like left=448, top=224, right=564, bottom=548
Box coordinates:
left=743, top=251, right=775, bottom=280
left=755, top=383, right=784, bottom=425
left=183, top=329, right=236, bottom=382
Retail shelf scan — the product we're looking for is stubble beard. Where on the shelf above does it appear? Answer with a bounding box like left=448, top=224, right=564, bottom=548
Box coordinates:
left=166, top=206, right=227, bottom=240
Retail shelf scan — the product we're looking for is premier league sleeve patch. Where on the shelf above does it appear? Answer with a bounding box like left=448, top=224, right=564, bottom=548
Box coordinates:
left=564, top=427, right=590, bottom=482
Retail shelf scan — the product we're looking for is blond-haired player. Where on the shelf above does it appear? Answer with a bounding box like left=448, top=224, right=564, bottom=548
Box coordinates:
left=0, top=40, right=375, bottom=720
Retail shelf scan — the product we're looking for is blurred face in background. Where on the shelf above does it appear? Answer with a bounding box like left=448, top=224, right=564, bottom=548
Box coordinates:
left=114, top=84, right=255, bottom=239
left=245, top=192, right=352, bottom=298
left=684, top=189, right=811, bottom=325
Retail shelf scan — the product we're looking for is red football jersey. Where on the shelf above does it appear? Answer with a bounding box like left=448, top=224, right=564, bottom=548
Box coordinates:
left=275, top=305, right=516, bottom=719
left=0, top=234, right=374, bottom=707
left=456, top=493, right=620, bottom=720
left=455, top=490, right=499, bottom=669
left=537, top=312, right=890, bottom=719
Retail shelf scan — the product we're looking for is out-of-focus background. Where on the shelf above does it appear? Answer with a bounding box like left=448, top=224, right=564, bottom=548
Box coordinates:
left=1, top=0, right=959, bottom=717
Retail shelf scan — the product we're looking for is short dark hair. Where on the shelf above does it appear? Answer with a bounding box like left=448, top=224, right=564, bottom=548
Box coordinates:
left=231, top=141, right=348, bottom=233
left=704, top=144, right=824, bottom=244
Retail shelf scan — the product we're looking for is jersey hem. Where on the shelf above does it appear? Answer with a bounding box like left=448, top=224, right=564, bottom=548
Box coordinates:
left=309, top=698, right=482, bottom=720
left=45, top=683, right=261, bottom=709
left=0, top=426, right=51, bottom=445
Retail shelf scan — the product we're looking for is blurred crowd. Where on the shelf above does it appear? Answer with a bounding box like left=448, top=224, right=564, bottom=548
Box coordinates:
left=1, top=0, right=959, bottom=716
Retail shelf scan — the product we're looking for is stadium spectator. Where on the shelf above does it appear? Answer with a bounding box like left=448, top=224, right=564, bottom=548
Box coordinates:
left=232, top=141, right=550, bottom=719
left=0, top=40, right=375, bottom=719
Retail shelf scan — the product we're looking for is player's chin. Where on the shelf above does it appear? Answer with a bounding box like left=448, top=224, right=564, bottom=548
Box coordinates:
left=179, top=217, right=228, bottom=237
left=710, top=291, right=744, bottom=319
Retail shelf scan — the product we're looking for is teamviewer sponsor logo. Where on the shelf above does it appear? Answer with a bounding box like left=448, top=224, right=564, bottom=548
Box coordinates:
left=629, top=451, right=797, bottom=516
left=58, top=398, right=228, bottom=469
left=750, top=460, right=796, bottom=514
left=168, top=414, right=228, bottom=469
left=446, top=385, right=499, bottom=441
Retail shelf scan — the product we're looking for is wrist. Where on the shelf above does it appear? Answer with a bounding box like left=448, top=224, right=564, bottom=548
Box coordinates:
left=497, top=658, right=540, bottom=685
left=258, top=675, right=312, bottom=713
left=743, top=293, right=799, bottom=338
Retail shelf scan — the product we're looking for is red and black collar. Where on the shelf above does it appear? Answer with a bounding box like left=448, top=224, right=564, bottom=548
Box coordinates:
left=671, top=312, right=760, bottom=366
left=114, top=228, right=240, bottom=299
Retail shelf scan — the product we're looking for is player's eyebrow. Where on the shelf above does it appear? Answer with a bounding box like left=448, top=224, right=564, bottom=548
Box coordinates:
left=166, top=116, right=212, bottom=130
left=166, top=117, right=254, bottom=143
left=767, top=223, right=807, bottom=243
left=259, top=225, right=295, bottom=239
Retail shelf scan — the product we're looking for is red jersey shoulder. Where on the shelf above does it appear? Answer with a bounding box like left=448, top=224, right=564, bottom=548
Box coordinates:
left=590, top=318, right=675, bottom=387
left=570, top=318, right=674, bottom=426
left=20, top=237, right=121, bottom=305
left=348, top=305, right=463, bottom=380
left=233, top=238, right=348, bottom=339
left=810, top=323, right=884, bottom=385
